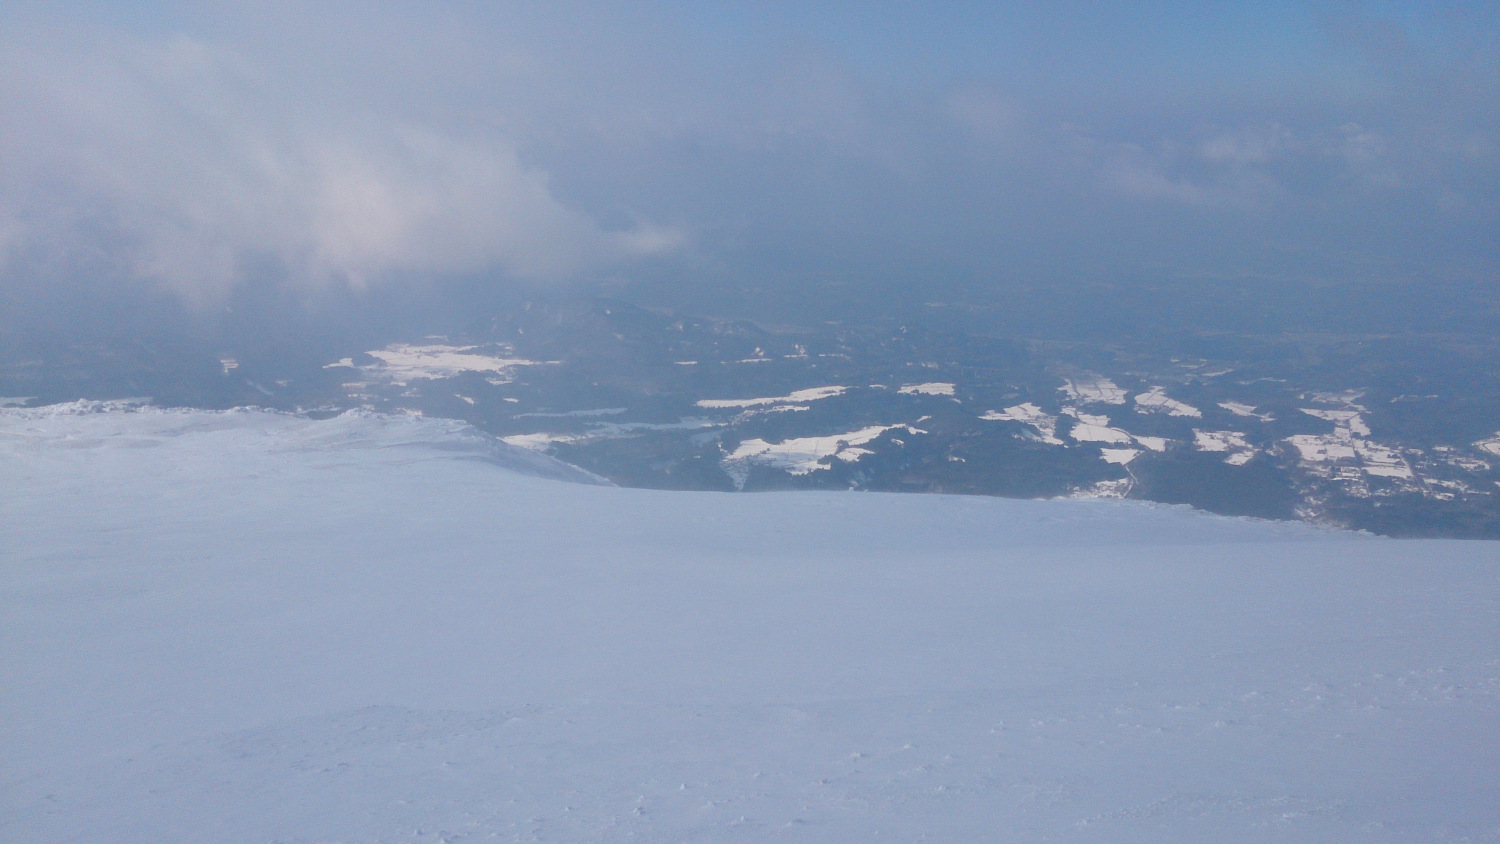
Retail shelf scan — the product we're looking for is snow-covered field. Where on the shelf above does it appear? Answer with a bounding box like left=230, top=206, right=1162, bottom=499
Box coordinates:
left=1063, top=410, right=1135, bottom=445
left=1219, top=401, right=1274, bottom=422
left=981, top=403, right=1064, bottom=445
left=697, top=387, right=847, bottom=409
left=3, top=404, right=1498, bottom=843
left=503, top=418, right=721, bottom=452
left=1059, top=375, right=1127, bottom=405
left=896, top=382, right=956, bottom=397
left=721, top=424, right=923, bottom=485
left=1194, top=430, right=1258, bottom=466
left=350, top=344, right=546, bottom=386
left=1474, top=432, right=1500, bottom=458
left=1133, top=387, right=1201, bottom=418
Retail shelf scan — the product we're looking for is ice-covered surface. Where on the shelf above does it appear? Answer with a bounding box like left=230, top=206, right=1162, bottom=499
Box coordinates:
left=1099, top=447, right=1141, bottom=465
left=982, top=402, right=1064, bottom=445
left=1302, top=408, right=1372, bottom=438
left=0, top=401, right=607, bottom=485
left=1194, top=429, right=1258, bottom=466
left=1134, top=386, right=1202, bottom=418
left=1285, top=407, right=1416, bottom=489
left=1064, top=410, right=1135, bottom=445
left=722, top=424, right=922, bottom=485
left=3, top=405, right=1498, bottom=843
left=1059, top=375, right=1127, bottom=404
left=504, top=418, right=722, bottom=452
left=500, top=430, right=584, bottom=449
left=697, top=386, right=847, bottom=409
left=985, top=406, right=1167, bottom=460
left=359, top=343, right=545, bottom=385
left=1287, top=434, right=1358, bottom=462
left=1219, top=400, right=1274, bottom=421
left=1475, top=432, right=1500, bottom=457
left=896, top=382, right=956, bottom=397
left=1069, top=478, right=1136, bottom=499
left=516, top=408, right=628, bottom=418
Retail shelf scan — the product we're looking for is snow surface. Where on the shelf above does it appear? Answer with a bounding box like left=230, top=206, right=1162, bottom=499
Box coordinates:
left=1285, top=409, right=1416, bottom=485
left=516, top=408, right=628, bottom=418
left=1059, top=375, right=1127, bottom=405
left=896, top=382, right=956, bottom=397
left=1098, top=447, right=1141, bottom=465
left=3, top=404, right=1499, bottom=843
left=1287, top=434, right=1358, bottom=462
left=1474, top=432, right=1500, bottom=457
left=1194, top=430, right=1258, bottom=466
left=1063, top=410, right=1135, bottom=445
left=1134, top=387, right=1202, bottom=418
left=504, top=419, right=721, bottom=452
left=697, top=387, right=847, bottom=409
left=1219, top=400, right=1274, bottom=421
left=361, top=344, right=544, bottom=385
left=981, top=403, right=1064, bottom=445
left=1302, top=408, right=1372, bottom=438
left=722, top=424, right=921, bottom=484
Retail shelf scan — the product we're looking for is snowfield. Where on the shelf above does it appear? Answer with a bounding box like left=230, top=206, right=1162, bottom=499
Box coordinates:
left=2, top=404, right=1498, bottom=843
left=1133, top=387, right=1202, bottom=418
left=981, top=403, right=1064, bottom=445
left=896, top=382, right=956, bottom=397
left=721, top=424, right=924, bottom=486
left=1063, top=410, right=1135, bottom=445
left=359, top=343, right=546, bottom=386
left=696, top=386, right=847, bottom=409
left=1059, top=375, right=1128, bottom=405
left=1194, top=430, right=1258, bottom=466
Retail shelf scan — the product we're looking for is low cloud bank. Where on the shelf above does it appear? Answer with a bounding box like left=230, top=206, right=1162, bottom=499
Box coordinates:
left=2, top=3, right=1495, bottom=331
left=0, top=18, right=683, bottom=308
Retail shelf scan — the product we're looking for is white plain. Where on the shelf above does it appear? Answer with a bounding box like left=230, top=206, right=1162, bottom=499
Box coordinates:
left=2, top=405, right=1497, bottom=843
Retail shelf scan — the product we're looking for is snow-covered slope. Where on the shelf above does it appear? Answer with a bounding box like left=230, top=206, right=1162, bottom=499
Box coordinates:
left=3, top=405, right=1497, bottom=843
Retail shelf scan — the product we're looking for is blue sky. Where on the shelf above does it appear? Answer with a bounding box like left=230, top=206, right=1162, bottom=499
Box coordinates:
left=673, top=3, right=1329, bottom=83
left=1, top=1, right=1495, bottom=320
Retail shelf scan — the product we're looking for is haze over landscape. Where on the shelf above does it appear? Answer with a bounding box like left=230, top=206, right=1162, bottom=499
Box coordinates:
left=3, top=3, right=1499, bottom=841
left=4, top=2, right=1497, bottom=330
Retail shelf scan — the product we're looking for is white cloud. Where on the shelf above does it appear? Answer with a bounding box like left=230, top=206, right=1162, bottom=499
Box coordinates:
left=1199, top=123, right=1293, bottom=165
left=1, top=3, right=1494, bottom=319
left=1098, top=141, right=1212, bottom=206
left=0, top=26, right=683, bottom=305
